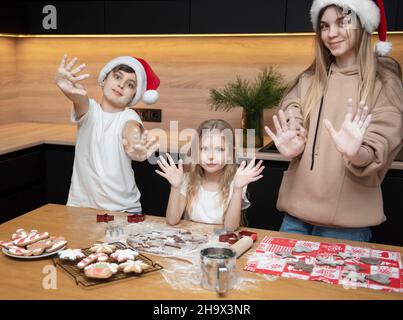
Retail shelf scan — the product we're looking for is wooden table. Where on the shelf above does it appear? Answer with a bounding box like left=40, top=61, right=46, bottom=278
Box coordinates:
left=0, top=204, right=402, bottom=300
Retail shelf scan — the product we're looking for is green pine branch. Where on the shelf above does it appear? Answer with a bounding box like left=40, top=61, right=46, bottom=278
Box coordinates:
left=209, top=67, right=286, bottom=112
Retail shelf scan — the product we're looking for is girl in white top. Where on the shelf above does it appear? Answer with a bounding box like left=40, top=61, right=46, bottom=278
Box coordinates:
left=156, top=119, right=264, bottom=231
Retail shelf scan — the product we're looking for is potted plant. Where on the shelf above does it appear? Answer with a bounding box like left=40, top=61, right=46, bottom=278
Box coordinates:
left=209, top=67, right=286, bottom=148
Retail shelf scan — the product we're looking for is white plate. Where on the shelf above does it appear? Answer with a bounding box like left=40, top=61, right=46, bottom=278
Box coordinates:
left=2, top=246, right=66, bottom=260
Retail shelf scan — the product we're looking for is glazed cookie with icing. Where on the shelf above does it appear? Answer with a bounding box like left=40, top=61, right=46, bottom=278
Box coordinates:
left=89, top=243, right=116, bottom=254
left=46, top=237, right=67, bottom=253
left=110, top=249, right=139, bottom=262
left=119, top=260, right=150, bottom=273
left=58, top=249, right=85, bottom=261
left=84, top=262, right=119, bottom=279
left=77, top=252, right=109, bottom=269
left=13, top=231, right=49, bottom=247
left=26, top=239, right=53, bottom=256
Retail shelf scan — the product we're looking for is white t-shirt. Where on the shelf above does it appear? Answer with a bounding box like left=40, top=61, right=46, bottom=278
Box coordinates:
left=180, top=173, right=251, bottom=224
left=67, top=99, right=143, bottom=213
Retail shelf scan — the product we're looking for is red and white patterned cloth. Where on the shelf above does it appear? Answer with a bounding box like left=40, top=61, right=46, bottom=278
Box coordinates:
left=244, top=236, right=402, bottom=293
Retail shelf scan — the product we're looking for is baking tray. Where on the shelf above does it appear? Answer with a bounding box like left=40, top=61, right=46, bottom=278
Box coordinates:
left=52, top=242, right=163, bottom=287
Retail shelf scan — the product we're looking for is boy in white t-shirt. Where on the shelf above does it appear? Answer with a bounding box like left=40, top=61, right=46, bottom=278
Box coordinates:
left=55, top=55, right=160, bottom=213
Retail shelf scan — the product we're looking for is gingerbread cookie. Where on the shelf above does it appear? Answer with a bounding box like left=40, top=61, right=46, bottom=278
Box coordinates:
left=0, top=241, right=19, bottom=250
left=58, top=249, right=85, bottom=261
left=111, top=249, right=139, bottom=262
left=11, top=229, right=28, bottom=240
left=13, top=231, right=49, bottom=247
left=8, top=247, right=31, bottom=256
left=89, top=243, right=116, bottom=254
left=26, top=239, right=53, bottom=256
left=119, top=260, right=150, bottom=274
left=359, top=257, right=381, bottom=265
left=46, top=237, right=67, bottom=253
left=366, top=273, right=390, bottom=285
left=84, top=262, right=119, bottom=279
left=316, top=255, right=345, bottom=267
left=77, top=253, right=109, bottom=269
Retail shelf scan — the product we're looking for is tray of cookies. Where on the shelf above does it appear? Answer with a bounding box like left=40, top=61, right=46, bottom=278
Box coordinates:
left=0, top=229, right=67, bottom=259
left=52, top=242, right=163, bottom=287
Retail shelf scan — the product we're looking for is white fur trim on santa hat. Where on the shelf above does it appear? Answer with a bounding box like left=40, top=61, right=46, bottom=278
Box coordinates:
left=142, top=90, right=159, bottom=104
left=310, top=0, right=380, bottom=33
left=376, top=41, right=392, bottom=56
left=98, top=56, right=146, bottom=106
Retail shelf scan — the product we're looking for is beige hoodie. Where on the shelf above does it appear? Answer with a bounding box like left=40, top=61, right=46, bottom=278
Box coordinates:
left=277, top=62, right=403, bottom=228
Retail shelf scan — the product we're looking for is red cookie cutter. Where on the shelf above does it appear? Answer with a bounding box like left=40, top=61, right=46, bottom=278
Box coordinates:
left=96, top=213, right=114, bottom=223
left=239, top=230, right=257, bottom=242
left=127, top=214, right=145, bottom=223
left=219, top=233, right=239, bottom=244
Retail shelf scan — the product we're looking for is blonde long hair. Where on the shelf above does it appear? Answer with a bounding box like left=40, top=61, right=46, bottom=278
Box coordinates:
left=185, top=119, right=238, bottom=220
left=284, top=5, right=378, bottom=128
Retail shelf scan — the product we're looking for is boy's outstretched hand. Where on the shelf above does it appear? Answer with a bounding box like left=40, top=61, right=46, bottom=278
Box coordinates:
left=234, top=157, right=264, bottom=189
left=122, top=127, right=160, bottom=162
left=155, top=153, right=184, bottom=189
left=55, top=54, right=90, bottom=97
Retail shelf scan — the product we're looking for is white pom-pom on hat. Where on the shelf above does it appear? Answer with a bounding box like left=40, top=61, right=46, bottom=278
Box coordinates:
left=142, top=90, right=159, bottom=105
left=376, top=41, right=392, bottom=56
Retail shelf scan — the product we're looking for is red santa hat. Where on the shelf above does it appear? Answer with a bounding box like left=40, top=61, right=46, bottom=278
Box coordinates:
left=310, top=0, right=392, bottom=56
left=98, top=56, right=160, bottom=105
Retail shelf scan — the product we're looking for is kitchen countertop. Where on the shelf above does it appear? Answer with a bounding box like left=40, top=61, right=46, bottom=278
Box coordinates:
left=0, top=203, right=402, bottom=299
left=1, top=122, right=402, bottom=170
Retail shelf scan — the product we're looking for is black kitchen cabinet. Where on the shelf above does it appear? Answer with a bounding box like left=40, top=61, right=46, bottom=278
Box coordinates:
left=132, top=153, right=173, bottom=217
left=373, top=169, right=403, bottom=246
left=105, top=1, right=190, bottom=34
left=397, top=0, right=403, bottom=31
left=383, top=0, right=399, bottom=31
left=26, top=1, right=105, bottom=34
left=1, top=1, right=402, bottom=35
left=285, top=0, right=313, bottom=33
left=245, top=160, right=288, bottom=231
left=190, top=0, right=286, bottom=33
left=0, top=2, right=28, bottom=34
left=0, top=146, right=47, bottom=223
left=45, top=145, right=75, bottom=205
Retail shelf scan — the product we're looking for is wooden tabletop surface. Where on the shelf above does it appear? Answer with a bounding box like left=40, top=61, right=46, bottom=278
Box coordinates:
left=0, top=204, right=402, bottom=300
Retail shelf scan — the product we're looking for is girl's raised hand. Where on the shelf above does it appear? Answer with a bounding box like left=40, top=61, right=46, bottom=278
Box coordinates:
left=264, top=109, right=307, bottom=159
left=155, top=153, right=184, bottom=188
left=324, top=99, right=372, bottom=158
left=55, top=54, right=90, bottom=97
left=234, top=157, right=264, bottom=189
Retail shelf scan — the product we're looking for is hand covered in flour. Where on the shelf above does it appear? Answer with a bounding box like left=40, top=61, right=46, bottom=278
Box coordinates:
left=234, top=157, right=264, bottom=189
left=55, top=54, right=90, bottom=98
left=265, top=109, right=307, bottom=159
left=123, top=125, right=160, bottom=162
left=155, top=153, right=184, bottom=189
left=324, top=98, right=372, bottom=159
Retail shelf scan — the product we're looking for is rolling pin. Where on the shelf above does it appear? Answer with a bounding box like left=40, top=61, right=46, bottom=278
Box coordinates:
left=230, top=236, right=254, bottom=258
